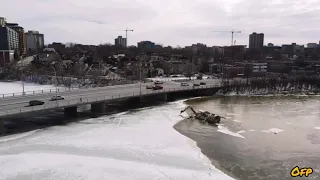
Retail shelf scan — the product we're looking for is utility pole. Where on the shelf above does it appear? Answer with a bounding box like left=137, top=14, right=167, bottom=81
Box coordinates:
left=125, top=28, right=133, bottom=47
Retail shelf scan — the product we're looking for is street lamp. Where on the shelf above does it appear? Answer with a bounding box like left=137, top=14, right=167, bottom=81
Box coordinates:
left=139, top=55, right=142, bottom=97
left=51, top=66, right=58, bottom=106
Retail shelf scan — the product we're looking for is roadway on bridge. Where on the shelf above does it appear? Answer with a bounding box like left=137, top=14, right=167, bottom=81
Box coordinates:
left=0, top=79, right=221, bottom=115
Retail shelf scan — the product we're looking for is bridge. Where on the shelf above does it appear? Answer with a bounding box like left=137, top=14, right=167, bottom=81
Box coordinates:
left=0, top=79, right=222, bottom=133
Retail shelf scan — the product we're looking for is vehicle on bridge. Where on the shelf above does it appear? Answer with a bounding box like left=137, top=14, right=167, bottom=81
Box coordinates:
left=193, top=83, right=200, bottom=87
left=200, top=82, right=206, bottom=85
left=50, top=95, right=65, bottom=101
left=154, top=81, right=164, bottom=85
left=29, top=100, right=45, bottom=106
left=146, top=85, right=153, bottom=89
left=152, top=85, right=163, bottom=90
left=181, top=82, right=189, bottom=86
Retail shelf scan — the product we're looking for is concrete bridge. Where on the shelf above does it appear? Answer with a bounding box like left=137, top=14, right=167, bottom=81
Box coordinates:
left=0, top=79, right=222, bottom=133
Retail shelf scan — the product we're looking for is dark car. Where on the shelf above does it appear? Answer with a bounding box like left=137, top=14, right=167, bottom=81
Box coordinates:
left=193, top=83, right=200, bottom=87
left=152, top=85, right=163, bottom=90
left=29, top=100, right=45, bottom=106
left=200, top=82, right=206, bottom=85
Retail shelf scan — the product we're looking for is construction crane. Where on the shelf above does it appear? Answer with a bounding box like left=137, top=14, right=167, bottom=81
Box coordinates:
left=212, top=29, right=241, bottom=46
left=124, top=28, right=133, bottom=47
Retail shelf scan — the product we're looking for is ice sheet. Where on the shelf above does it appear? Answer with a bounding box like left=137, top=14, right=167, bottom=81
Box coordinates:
left=0, top=100, right=234, bottom=180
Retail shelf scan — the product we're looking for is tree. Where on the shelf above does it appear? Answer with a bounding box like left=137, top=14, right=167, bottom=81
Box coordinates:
left=14, top=50, right=20, bottom=61
left=184, top=62, right=193, bottom=79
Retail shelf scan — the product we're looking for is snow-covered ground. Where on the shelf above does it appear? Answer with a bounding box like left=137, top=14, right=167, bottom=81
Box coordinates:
left=0, top=83, right=234, bottom=180
left=0, top=81, right=70, bottom=97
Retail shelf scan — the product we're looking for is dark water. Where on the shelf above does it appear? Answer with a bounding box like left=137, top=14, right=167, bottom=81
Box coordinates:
left=174, top=95, right=320, bottom=180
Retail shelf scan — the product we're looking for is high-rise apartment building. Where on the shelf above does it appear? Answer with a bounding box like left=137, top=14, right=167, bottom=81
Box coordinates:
left=0, top=17, right=6, bottom=27
left=6, top=23, right=27, bottom=56
left=249, top=32, right=264, bottom=49
left=25, top=30, right=44, bottom=55
left=0, top=26, right=19, bottom=51
left=114, top=36, right=127, bottom=47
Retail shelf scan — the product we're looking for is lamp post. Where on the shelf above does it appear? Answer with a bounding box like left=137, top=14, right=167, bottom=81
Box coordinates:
left=51, top=66, right=58, bottom=106
left=21, top=67, right=25, bottom=95
left=139, top=54, right=142, bottom=97
left=192, top=56, right=195, bottom=88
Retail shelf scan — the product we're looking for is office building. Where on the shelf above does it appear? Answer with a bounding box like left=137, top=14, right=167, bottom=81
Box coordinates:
left=25, top=30, right=44, bottom=55
left=6, top=23, right=27, bottom=56
left=249, top=32, right=264, bottom=49
left=0, top=26, right=19, bottom=51
left=137, top=41, right=155, bottom=49
left=115, top=36, right=126, bottom=47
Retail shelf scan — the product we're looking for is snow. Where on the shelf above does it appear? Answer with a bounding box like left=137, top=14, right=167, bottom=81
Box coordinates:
left=217, top=125, right=246, bottom=139
left=0, top=82, right=234, bottom=180
left=0, top=81, right=66, bottom=96
left=260, top=128, right=284, bottom=134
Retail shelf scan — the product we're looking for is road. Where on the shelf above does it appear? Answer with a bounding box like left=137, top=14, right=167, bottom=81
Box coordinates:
left=0, top=79, right=222, bottom=116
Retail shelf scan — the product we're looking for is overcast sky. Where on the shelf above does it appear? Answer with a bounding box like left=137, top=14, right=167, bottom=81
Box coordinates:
left=2, top=0, right=320, bottom=47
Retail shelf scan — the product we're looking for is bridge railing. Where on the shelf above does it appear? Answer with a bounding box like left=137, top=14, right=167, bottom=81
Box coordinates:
left=0, top=85, right=221, bottom=116
left=0, top=87, right=78, bottom=99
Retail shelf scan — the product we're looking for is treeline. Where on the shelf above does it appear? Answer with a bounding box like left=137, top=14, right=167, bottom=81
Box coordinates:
left=221, top=76, right=320, bottom=94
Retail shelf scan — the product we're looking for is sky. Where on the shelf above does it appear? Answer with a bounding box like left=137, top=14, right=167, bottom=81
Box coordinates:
left=2, top=0, right=320, bottom=47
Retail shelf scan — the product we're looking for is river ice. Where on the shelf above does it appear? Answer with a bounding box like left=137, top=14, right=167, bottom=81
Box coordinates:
left=0, top=81, right=234, bottom=180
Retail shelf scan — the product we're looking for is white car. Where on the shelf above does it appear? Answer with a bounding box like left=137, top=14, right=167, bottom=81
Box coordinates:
left=154, top=81, right=163, bottom=85
left=50, top=95, right=65, bottom=101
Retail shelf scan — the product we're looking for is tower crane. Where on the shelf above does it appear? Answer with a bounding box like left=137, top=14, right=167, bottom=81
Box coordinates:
left=115, top=28, right=133, bottom=47
left=212, top=29, right=241, bottom=46
left=124, top=28, right=133, bottom=47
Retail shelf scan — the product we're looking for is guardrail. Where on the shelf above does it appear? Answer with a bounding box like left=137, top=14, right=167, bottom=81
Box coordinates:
left=0, top=87, right=78, bottom=99
left=0, top=85, right=221, bottom=117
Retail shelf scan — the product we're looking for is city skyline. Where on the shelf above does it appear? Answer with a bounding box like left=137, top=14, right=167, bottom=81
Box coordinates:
left=2, top=0, right=320, bottom=47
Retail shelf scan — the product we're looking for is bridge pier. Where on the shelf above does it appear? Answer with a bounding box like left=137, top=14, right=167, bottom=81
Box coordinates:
left=91, top=102, right=106, bottom=113
left=64, top=106, right=78, bottom=117
left=0, top=119, right=4, bottom=135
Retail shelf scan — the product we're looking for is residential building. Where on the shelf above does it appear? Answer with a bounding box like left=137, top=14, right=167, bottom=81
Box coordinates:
left=307, top=43, right=318, bottom=48
left=114, top=36, right=126, bottom=47
left=48, top=42, right=65, bottom=54
left=137, top=41, right=155, bottom=49
left=281, top=43, right=304, bottom=57
left=0, top=50, right=14, bottom=66
left=0, top=26, right=19, bottom=51
left=6, top=23, right=27, bottom=56
left=249, top=32, right=264, bottom=49
left=25, top=30, right=45, bottom=55
left=0, top=17, right=6, bottom=26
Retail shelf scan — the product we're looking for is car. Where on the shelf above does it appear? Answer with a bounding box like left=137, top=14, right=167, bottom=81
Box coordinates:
left=50, top=95, right=65, bottom=101
left=146, top=85, right=153, bottom=89
left=181, top=82, right=189, bottom=86
left=200, top=82, right=206, bottom=85
left=29, top=100, right=45, bottom=106
left=152, top=85, right=163, bottom=90
left=193, top=83, right=200, bottom=87
left=154, top=81, right=163, bottom=85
